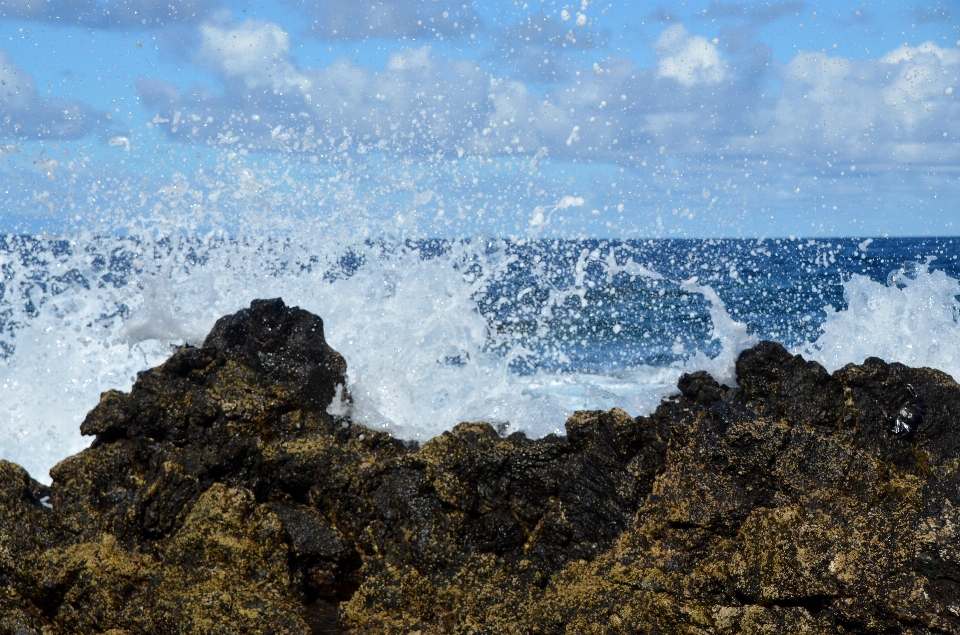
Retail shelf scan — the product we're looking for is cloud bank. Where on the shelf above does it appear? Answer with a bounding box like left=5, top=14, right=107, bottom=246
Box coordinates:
left=136, top=21, right=729, bottom=157
left=133, top=19, right=959, bottom=178
left=763, top=41, right=960, bottom=168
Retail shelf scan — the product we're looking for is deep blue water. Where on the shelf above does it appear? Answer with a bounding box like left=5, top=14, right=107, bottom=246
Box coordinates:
left=476, top=237, right=960, bottom=372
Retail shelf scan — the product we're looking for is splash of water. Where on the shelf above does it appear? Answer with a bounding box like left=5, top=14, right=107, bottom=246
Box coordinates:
left=801, top=262, right=960, bottom=374
left=2, top=232, right=958, bottom=484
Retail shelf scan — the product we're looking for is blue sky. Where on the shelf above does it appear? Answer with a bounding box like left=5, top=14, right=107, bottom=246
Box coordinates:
left=0, top=1, right=957, bottom=237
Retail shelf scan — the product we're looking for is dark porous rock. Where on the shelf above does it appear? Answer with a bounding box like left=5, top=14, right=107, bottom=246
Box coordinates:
left=2, top=304, right=960, bottom=634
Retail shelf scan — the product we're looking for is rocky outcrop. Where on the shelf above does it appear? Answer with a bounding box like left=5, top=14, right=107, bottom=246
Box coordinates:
left=2, top=300, right=960, bottom=634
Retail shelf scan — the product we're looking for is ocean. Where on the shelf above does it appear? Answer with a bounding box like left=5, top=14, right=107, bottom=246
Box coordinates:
left=2, top=233, right=959, bottom=483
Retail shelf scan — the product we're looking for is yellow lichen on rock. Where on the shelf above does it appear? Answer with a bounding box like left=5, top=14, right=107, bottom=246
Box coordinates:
left=152, top=484, right=309, bottom=634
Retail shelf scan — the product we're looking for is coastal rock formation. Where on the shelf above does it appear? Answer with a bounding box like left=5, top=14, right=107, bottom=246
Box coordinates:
left=2, top=299, right=960, bottom=634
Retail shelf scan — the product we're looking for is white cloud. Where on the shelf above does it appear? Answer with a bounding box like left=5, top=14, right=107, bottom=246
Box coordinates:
left=880, top=42, right=960, bottom=127
left=137, top=21, right=959, bottom=178
left=199, top=20, right=310, bottom=94
left=880, top=41, right=960, bottom=66
left=139, top=21, right=493, bottom=154
left=137, top=21, right=743, bottom=159
left=762, top=43, right=960, bottom=166
left=654, top=24, right=726, bottom=86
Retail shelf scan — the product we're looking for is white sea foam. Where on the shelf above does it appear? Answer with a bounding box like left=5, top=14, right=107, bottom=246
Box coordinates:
left=1, top=236, right=958, bottom=485
left=801, top=263, right=960, bottom=378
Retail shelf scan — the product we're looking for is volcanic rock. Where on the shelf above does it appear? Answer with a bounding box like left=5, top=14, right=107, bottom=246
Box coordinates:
left=2, top=300, right=960, bottom=634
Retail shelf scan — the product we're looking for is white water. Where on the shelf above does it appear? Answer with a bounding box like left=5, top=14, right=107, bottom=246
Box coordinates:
left=1, top=236, right=959, bottom=484
left=801, top=266, right=960, bottom=374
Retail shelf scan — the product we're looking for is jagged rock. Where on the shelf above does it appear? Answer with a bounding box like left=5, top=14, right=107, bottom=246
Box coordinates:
left=2, top=300, right=960, bottom=634
left=150, top=484, right=307, bottom=634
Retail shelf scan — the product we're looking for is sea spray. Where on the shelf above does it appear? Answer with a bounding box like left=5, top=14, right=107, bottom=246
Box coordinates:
left=1, top=235, right=958, bottom=483
left=801, top=262, right=960, bottom=373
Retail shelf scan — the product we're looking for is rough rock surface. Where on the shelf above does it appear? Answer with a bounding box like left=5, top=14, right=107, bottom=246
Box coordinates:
left=2, top=299, right=960, bottom=634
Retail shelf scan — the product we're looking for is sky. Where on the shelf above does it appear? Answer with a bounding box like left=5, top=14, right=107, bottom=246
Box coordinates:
left=0, top=0, right=957, bottom=237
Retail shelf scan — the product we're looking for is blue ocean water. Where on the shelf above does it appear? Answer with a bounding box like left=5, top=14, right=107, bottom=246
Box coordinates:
left=474, top=237, right=960, bottom=372
left=2, top=233, right=959, bottom=481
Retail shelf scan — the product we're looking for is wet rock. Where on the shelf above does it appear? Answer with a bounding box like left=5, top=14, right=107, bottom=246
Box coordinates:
left=0, top=461, right=50, bottom=635
left=0, top=585, right=43, bottom=635
left=2, top=305, right=960, bottom=634
left=36, top=534, right=157, bottom=632
left=150, top=484, right=308, bottom=634
left=500, top=343, right=960, bottom=635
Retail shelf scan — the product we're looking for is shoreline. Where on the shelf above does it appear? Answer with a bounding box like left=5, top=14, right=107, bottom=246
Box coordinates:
left=3, top=298, right=960, bottom=633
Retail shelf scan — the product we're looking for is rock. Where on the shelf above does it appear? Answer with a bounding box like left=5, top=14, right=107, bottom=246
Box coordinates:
left=502, top=344, right=960, bottom=635
left=1, top=303, right=960, bottom=634
left=150, top=484, right=307, bottom=634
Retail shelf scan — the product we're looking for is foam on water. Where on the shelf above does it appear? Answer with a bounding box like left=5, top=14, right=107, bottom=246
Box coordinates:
left=1, top=233, right=958, bottom=484
left=801, top=263, right=960, bottom=376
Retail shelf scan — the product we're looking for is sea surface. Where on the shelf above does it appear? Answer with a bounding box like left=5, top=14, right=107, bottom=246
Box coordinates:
left=2, top=234, right=959, bottom=482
